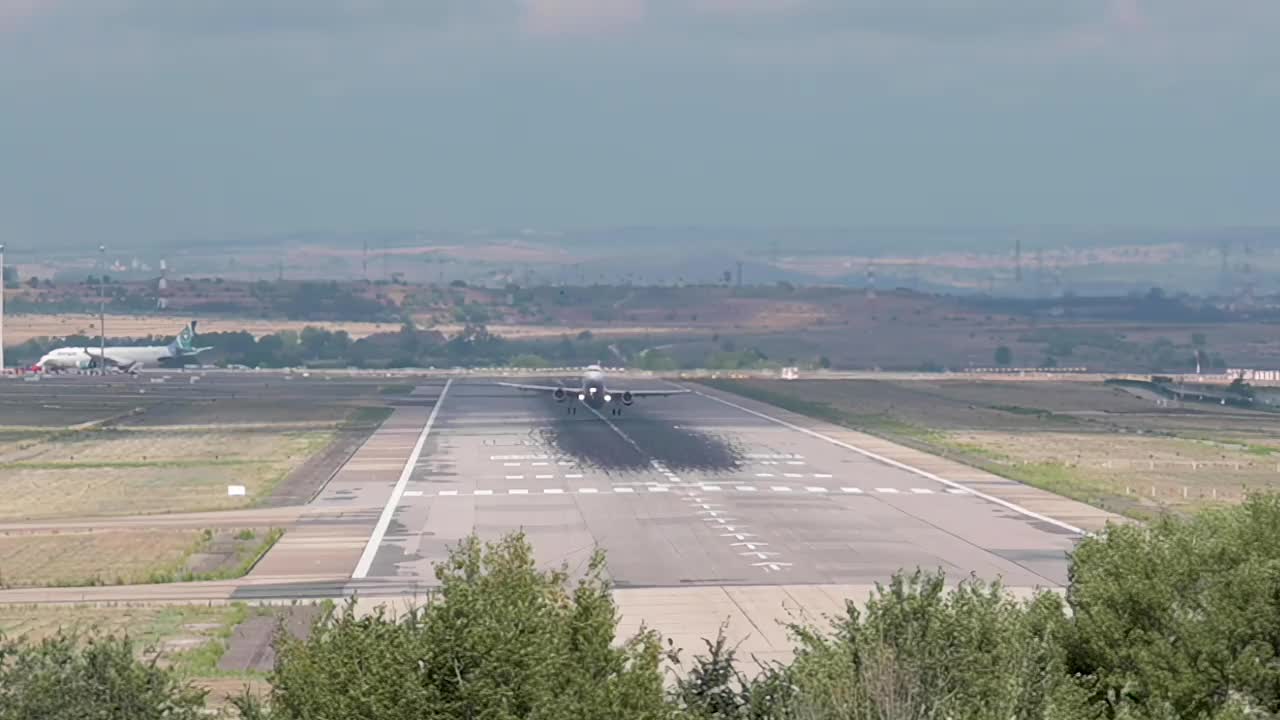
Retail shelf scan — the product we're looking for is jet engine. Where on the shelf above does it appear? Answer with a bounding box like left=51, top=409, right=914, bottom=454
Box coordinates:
left=554, top=387, right=567, bottom=402
left=621, top=391, right=634, bottom=406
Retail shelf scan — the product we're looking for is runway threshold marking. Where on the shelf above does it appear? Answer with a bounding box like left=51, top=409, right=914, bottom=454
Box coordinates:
left=352, top=378, right=453, bottom=580
left=693, top=388, right=1088, bottom=536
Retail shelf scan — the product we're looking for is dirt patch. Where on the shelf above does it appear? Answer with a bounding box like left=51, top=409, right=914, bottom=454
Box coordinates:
left=218, top=604, right=322, bottom=674
left=179, top=528, right=283, bottom=580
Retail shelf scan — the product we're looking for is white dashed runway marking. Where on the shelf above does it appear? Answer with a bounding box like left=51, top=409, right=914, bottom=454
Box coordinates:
left=405, top=485, right=969, bottom=499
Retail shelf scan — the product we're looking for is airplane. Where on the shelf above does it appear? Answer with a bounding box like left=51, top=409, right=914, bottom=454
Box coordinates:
left=495, top=364, right=689, bottom=415
left=33, top=322, right=213, bottom=375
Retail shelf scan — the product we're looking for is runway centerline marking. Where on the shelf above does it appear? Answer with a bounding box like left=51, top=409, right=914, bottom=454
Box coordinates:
left=694, top=388, right=1087, bottom=536
left=353, top=378, right=452, bottom=579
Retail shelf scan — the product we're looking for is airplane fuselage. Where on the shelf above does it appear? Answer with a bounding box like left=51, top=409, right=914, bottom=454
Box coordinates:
left=553, top=367, right=631, bottom=411
left=36, top=346, right=172, bottom=372
left=33, top=323, right=209, bottom=373
left=578, top=370, right=609, bottom=409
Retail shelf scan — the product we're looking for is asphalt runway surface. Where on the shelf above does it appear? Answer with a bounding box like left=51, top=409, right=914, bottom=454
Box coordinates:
left=356, top=378, right=1080, bottom=590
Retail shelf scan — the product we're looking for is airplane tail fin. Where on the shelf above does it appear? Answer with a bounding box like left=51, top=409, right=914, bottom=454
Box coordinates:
left=173, top=322, right=197, bottom=353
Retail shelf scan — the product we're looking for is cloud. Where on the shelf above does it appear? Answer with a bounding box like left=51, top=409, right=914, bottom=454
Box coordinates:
left=689, top=0, right=811, bottom=16
left=521, top=0, right=646, bottom=36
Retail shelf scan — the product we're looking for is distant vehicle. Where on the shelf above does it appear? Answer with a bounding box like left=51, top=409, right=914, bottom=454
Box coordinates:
left=495, top=364, right=689, bottom=415
left=33, top=322, right=212, bottom=375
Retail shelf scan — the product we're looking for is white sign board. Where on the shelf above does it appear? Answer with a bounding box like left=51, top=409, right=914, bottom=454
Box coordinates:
left=227, top=485, right=247, bottom=497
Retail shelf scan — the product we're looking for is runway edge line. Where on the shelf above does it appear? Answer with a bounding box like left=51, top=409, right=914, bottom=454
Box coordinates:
left=352, top=378, right=453, bottom=579
left=692, top=388, right=1089, bottom=537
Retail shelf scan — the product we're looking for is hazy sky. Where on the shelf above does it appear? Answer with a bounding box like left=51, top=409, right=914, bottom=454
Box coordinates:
left=2, top=1, right=1279, bottom=246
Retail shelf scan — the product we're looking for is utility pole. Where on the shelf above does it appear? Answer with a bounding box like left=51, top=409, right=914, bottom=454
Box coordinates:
left=98, top=245, right=106, bottom=375
left=0, top=244, right=6, bottom=373
left=1014, top=239, right=1022, bottom=283
left=736, top=261, right=743, bottom=288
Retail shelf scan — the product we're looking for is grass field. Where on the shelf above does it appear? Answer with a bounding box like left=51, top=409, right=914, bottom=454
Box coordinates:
left=0, top=527, right=283, bottom=588
left=710, top=378, right=1280, bottom=519
left=0, top=530, right=202, bottom=588
left=0, top=601, right=280, bottom=695
left=0, top=429, right=331, bottom=521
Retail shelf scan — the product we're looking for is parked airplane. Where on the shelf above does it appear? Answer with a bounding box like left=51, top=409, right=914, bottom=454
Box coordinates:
left=33, top=322, right=212, bottom=374
left=495, top=364, right=689, bottom=415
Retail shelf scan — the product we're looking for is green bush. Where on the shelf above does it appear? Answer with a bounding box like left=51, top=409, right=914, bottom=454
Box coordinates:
left=10, top=498, right=1280, bottom=719
left=1064, top=495, right=1280, bottom=719
left=0, top=631, right=207, bottom=720
left=252, top=533, right=671, bottom=720
left=509, top=353, right=550, bottom=368
left=672, top=571, right=1093, bottom=720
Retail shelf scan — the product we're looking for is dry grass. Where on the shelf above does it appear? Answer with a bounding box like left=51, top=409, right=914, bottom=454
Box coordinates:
left=0, top=602, right=262, bottom=693
left=946, top=430, right=1278, bottom=512
left=720, top=378, right=1280, bottom=518
left=0, top=530, right=202, bottom=588
left=0, top=429, right=321, bottom=465
left=416, top=321, right=706, bottom=339
left=3, top=313, right=393, bottom=343
left=5, top=311, right=710, bottom=345
left=0, top=603, right=240, bottom=647
left=0, top=431, right=332, bottom=521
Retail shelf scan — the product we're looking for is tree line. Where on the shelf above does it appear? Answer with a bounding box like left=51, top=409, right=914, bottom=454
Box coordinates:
left=8, top=324, right=793, bottom=371
left=4, top=494, right=1280, bottom=719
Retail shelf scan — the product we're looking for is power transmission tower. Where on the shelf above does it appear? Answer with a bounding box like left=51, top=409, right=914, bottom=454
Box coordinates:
left=1035, top=250, right=1045, bottom=297
left=157, top=258, right=168, bottom=310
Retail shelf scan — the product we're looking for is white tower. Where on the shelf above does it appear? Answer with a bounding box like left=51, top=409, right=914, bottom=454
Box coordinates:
left=157, top=258, right=169, bottom=310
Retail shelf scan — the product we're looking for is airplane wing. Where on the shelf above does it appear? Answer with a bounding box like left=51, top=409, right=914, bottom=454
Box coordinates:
left=493, top=381, right=572, bottom=393
left=83, top=348, right=123, bottom=367
left=618, top=388, right=691, bottom=398
left=83, top=349, right=139, bottom=373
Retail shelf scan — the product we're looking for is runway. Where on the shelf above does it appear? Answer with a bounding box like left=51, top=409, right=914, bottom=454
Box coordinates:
left=351, top=378, right=1085, bottom=591
left=0, top=373, right=1125, bottom=660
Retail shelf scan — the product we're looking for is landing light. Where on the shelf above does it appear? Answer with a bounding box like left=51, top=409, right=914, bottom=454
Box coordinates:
left=604, top=394, right=612, bottom=403
left=578, top=393, right=586, bottom=401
